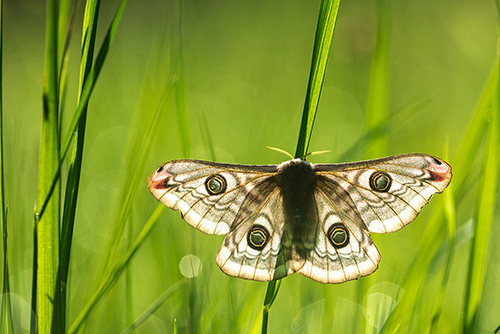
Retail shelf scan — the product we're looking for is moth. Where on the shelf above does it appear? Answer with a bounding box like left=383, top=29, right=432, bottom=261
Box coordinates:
left=148, top=153, right=452, bottom=284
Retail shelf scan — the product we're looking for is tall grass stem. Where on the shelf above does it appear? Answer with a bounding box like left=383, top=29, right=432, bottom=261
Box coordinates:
left=262, top=0, right=341, bottom=333
left=36, top=0, right=61, bottom=332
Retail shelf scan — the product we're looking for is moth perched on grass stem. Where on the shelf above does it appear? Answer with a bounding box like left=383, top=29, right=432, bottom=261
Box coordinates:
left=148, top=153, right=451, bottom=283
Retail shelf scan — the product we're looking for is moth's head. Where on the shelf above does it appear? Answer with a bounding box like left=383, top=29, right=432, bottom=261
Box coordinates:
left=277, top=158, right=311, bottom=170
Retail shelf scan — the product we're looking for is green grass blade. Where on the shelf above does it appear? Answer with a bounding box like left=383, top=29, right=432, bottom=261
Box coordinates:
left=91, top=88, right=173, bottom=283
left=59, top=0, right=127, bottom=159
left=380, top=199, right=446, bottom=333
left=35, top=0, right=127, bottom=283
left=365, top=0, right=389, bottom=159
left=36, top=0, right=60, bottom=333
left=120, top=278, right=188, bottom=334
left=29, top=226, right=37, bottom=334
left=80, top=3, right=191, bottom=326
left=68, top=204, right=166, bottom=334
left=355, top=2, right=390, bottom=329
left=381, top=40, right=496, bottom=334
left=0, top=1, right=13, bottom=333
left=262, top=0, right=341, bottom=333
left=55, top=1, right=100, bottom=332
left=462, top=58, right=500, bottom=333
left=57, top=0, right=72, bottom=68
left=294, top=0, right=341, bottom=159
left=58, top=0, right=82, bottom=113
left=428, top=145, right=456, bottom=334
left=36, top=0, right=127, bottom=222
left=452, top=73, right=493, bottom=199
left=260, top=280, right=282, bottom=334
left=73, top=69, right=178, bottom=328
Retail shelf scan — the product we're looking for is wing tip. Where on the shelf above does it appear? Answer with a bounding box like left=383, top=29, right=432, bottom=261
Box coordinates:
left=426, top=155, right=452, bottom=192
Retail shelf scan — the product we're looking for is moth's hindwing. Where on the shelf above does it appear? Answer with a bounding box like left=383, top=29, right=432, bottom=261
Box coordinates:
left=297, top=177, right=381, bottom=284
left=215, top=179, right=290, bottom=281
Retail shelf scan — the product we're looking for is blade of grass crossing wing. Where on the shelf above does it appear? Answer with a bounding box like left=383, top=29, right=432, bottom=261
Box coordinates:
left=36, top=0, right=60, bottom=333
left=462, top=57, right=500, bottom=333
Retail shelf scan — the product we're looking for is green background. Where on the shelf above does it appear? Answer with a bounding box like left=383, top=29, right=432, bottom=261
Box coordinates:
left=2, top=0, right=499, bottom=333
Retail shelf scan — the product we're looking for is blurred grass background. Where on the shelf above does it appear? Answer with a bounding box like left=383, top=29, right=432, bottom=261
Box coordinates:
left=1, top=0, right=499, bottom=333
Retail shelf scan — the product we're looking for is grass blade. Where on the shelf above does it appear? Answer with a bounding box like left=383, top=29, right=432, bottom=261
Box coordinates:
left=294, top=0, right=341, bottom=159
left=0, top=1, right=13, bottom=333
left=462, top=58, right=500, bottom=333
left=261, top=280, right=282, bottom=334
left=91, top=84, right=174, bottom=287
left=120, top=278, right=188, bottom=334
left=428, top=145, right=456, bottom=334
left=37, top=0, right=127, bottom=222
left=58, top=0, right=82, bottom=117
left=262, top=0, right=341, bottom=333
left=55, top=0, right=100, bottom=332
left=80, top=2, right=191, bottom=327
left=70, top=60, right=179, bottom=328
left=381, top=66, right=495, bottom=334
left=36, top=0, right=60, bottom=333
left=355, top=1, right=390, bottom=330
left=59, top=0, right=127, bottom=159
left=68, top=204, right=166, bottom=334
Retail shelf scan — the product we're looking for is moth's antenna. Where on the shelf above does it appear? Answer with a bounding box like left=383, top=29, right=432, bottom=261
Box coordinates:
left=266, top=146, right=294, bottom=160
left=302, top=150, right=331, bottom=160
